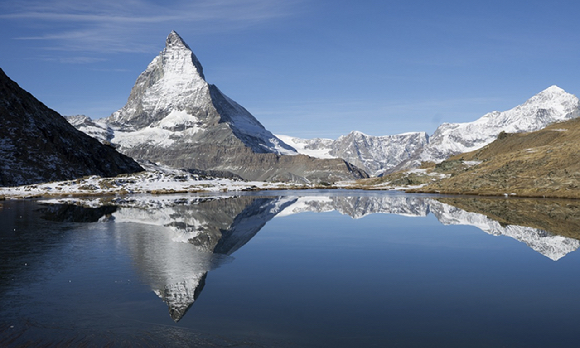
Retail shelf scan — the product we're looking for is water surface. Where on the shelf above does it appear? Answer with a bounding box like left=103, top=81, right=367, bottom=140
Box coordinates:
left=1, top=191, right=580, bottom=347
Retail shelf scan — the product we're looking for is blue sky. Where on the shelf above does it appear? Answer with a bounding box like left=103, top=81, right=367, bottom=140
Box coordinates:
left=1, top=0, right=579, bottom=138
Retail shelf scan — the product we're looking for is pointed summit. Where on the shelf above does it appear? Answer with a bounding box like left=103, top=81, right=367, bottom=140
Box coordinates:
left=94, top=32, right=367, bottom=183
left=163, top=31, right=205, bottom=79
left=542, top=85, right=565, bottom=94
left=166, top=30, right=190, bottom=50
left=524, top=85, right=577, bottom=113
left=107, top=31, right=208, bottom=129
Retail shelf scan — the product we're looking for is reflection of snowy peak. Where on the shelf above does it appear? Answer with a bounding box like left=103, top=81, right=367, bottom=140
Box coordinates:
left=111, top=196, right=289, bottom=253
left=154, top=275, right=207, bottom=322
left=428, top=201, right=580, bottom=261
left=277, top=194, right=580, bottom=260
left=278, top=195, right=430, bottom=219
left=111, top=195, right=293, bottom=321
left=39, top=193, right=580, bottom=321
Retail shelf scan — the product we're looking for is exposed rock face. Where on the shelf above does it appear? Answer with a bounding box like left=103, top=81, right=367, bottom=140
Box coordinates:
left=0, top=68, right=143, bottom=187
left=281, top=86, right=580, bottom=176
left=69, top=31, right=367, bottom=183
left=278, top=131, right=428, bottom=176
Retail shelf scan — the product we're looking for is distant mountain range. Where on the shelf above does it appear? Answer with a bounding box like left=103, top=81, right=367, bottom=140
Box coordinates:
left=278, top=131, right=429, bottom=176
left=278, top=86, right=580, bottom=176
left=0, top=68, right=142, bottom=187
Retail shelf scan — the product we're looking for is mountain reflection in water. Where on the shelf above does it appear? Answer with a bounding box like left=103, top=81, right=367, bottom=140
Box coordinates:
left=39, top=193, right=580, bottom=321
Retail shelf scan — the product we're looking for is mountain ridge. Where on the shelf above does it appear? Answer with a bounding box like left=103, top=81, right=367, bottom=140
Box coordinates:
left=0, top=68, right=143, bottom=187
left=410, top=115, right=580, bottom=198
left=281, top=85, right=580, bottom=176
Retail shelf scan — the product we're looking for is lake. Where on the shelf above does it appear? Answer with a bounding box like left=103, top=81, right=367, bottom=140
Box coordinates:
left=2, top=190, right=580, bottom=347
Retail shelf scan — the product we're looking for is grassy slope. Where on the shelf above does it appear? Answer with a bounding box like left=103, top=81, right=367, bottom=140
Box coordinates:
left=412, top=117, right=580, bottom=198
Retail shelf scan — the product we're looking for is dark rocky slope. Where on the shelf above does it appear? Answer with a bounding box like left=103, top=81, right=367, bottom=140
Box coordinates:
left=0, top=68, right=143, bottom=187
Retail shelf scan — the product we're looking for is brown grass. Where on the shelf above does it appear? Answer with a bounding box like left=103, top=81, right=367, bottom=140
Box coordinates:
left=412, top=118, right=580, bottom=199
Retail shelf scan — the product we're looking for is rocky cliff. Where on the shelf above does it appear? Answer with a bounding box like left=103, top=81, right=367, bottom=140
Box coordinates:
left=0, top=68, right=143, bottom=187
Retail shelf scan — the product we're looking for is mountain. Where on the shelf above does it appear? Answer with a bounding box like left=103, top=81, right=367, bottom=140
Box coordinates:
left=0, top=68, right=143, bottom=187
left=279, top=131, right=429, bottom=176
left=281, top=86, right=580, bottom=176
left=69, top=31, right=367, bottom=183
left=412, top=116, right=580, bottom=198
left=404, top=85, right=580, bottom=167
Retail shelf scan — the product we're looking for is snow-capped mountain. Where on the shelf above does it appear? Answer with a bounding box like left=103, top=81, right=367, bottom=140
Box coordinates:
left=107, top=31, right=295, bottom=155
left=409, top=85, right=580, bottom=166
left=0, top=68, right=143, bottom=187
left=68, top=31, right=367, bottom=183
left=280, top=86, right=580, bottom=176
left=279, top=131, right=429, bottom=176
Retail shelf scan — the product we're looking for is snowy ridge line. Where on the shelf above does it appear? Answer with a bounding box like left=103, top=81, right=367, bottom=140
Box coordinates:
left=276, top=86, right=580, bottom=176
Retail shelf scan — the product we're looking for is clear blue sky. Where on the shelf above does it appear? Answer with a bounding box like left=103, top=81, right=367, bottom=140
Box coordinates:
left=1, top=0, right=579, bottom=138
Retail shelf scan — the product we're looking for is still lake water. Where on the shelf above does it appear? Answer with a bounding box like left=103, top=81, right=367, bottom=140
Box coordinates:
left=2, top=190, right=580, bottom=347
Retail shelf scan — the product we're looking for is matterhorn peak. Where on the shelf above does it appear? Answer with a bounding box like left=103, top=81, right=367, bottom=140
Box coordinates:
left=166, top=30, right=190, bottom=50
left=82, top=32, right=368, bottom=183
left=161, top=30, right=205, bottom=81
left=107, top=30, right=209, bottom=129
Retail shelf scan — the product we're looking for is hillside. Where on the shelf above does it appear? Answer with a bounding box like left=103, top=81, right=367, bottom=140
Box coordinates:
left=0, top=68, right=143, bottom=187
left=411, top=117, right=580, bottom=198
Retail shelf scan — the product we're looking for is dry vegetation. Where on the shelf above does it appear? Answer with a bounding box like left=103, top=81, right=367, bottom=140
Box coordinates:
left=408, top=117, right=580, bottom=199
